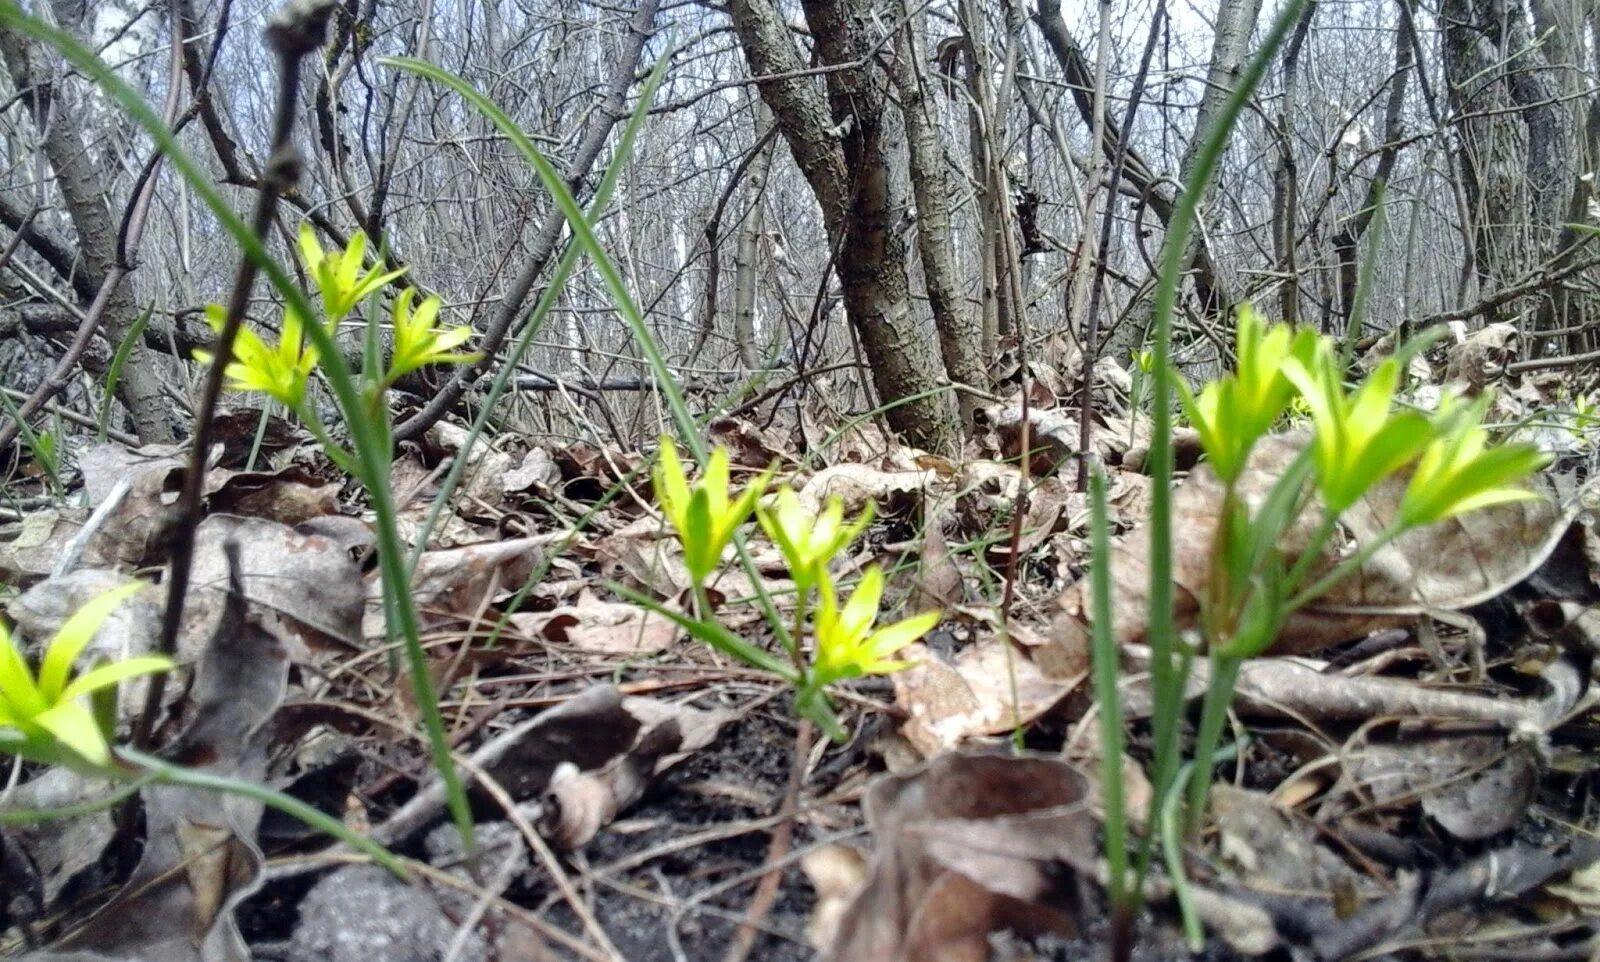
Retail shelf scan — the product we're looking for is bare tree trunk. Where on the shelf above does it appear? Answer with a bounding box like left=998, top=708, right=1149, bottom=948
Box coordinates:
left=727, top=0, right=957, bottom=453
left=732, top=102, right=775, bottom=369
left=1332, top=7, right=1411, bottom=335
left=893, top=3, right=988, bottom=430
left=961, top=0, right=1003, bottom=350
left=1271, top=1, right=1316, bottom=327
left=0, top=28, right=174, bottom=443
left=1442, top=0, right=1586, bottom=352
left=1033, top=0, right=1238, bottom=317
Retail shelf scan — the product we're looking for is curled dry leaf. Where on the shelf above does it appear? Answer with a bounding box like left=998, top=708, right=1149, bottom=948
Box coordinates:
left=1334, top=733, right=1539, bottom=841
left=1443, top=321, right=1518, bottom=391
left=909, top=522, right=963, bottom=613
left=75, top=443, right=188, bottom=568
left=708, top=415, right=790, bottom=469
left=184, top=514, right=365, bottom=663
left=72, top=444, right=340, bottom=570
left=404, top=536, right=549, bottom=630
left=988, top=402, right=1141, bottom=474
left=1211, top=785, right=1376, bottom=902
left=823, top=752, right=1098, bottom=962
left=0, top=768, right=118, bottom=911
left=795, top=462, right=944, bottom=518
left=499, top=445, right=561, bottom=496
left=465, top=685, right=735, bottom=851
left=801, top=845, right=869, bottom=950
left=0, top=509, right=118, bottom=585
left=203, top=466, right=338, bottom=525
left=423, top=420, right=517, bottom=511
left=892, top=639, right=1082, bottom=758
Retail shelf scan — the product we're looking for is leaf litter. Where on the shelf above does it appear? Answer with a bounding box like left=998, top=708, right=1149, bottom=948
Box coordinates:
left=5, top=361, right=1600, bottom=962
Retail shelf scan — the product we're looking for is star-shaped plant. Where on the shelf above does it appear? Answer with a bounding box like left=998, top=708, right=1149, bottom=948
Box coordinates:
left=194, top=304, right=320, bottom=408
left=653, top=438, right=771, bottom=586
left=1179, top=304, right=1319, bottom=482
left=1281, top=341, right=1436, bottom=513
left=383, top=288, right=480, bottom=384
left=635, top=442, right=939, bottom=741
left=1400, top=397, right=1548, bottom=528
left=0, top=582, right=172, bottom=772
left=297, top=223, right=407, bottom=321
left=1173, top=303, right=1548, bottom=847
left=758, top=487, right=873, bottom=592
left=808, top=566, right=937, bottom=685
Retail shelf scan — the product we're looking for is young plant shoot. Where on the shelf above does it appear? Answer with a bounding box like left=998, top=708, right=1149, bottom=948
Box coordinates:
left=1176, top=305, right=1547, bottom=839
left=0, top=582, right=171, bottom=773
left=646, top=439, right=937, bottom=741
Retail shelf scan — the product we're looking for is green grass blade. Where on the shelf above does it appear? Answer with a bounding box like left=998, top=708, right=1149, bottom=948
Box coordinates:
left=99, top=303, right=152, bottom=442
left=380, top=54, right=705, bottom=462
left=0, top=772, right=155, bottom=824
left=119, top=746, right=409, bottom=880
left=386, top=51, right=801, bottom=663
left=611, top=582, right=801, bottom=682
left=1138, top=0, right=1312, bottom=885
left=1342, top=184, right=1388, bottom=366
left=1089, top=464, right=1130, bottom=918
left=401, top=47, right=670, bottom=572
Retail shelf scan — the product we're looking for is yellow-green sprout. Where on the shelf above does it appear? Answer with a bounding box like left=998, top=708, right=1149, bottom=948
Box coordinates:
left=1281, top=340, right=1435, bottom=514
left=297, top=223, right=407, bottom=321
left=1399, top=397, right=1548, bottom=528
left=758, top=488, right=873, bottom=592
left=385, top=289, right=480, bottom=383
left=654, top=439, right=771, bottom=585
left=1180, top=304, right=1319, bottom=482
left=810, top=566, right=938, bottom=685
left=193, top=303, right=319, bottom=407
left=0, top=582, right=172, bottom=772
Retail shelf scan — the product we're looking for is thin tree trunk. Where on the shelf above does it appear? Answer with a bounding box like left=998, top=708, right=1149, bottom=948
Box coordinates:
left=732, top=102, right=775, bottom=369
left=728, top=0, right=957, bottom=453
left=894, top=2, right=988, bottom=430
left=0, top=28, right=173, bottom=443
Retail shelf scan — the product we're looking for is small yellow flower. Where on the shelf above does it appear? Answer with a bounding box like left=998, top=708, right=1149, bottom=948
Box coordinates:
left=386, top=289, right=480, bottom=382
left=1399, top=397, right=1547, bottom=528
left=811, top=567, right=937, bottom=683
left=758, top=488, right=873, bottom=591
left=654, top=439, right=771, bottom=585
left=1282, top=340, right=1435, bottom=513
left=193, top=304, right=319, bottom=408
left=1180, top=304, right=1319, bottom=482
left=0, top=582, right=173, bottom=771
left=298, top=223, right=407, bottom=320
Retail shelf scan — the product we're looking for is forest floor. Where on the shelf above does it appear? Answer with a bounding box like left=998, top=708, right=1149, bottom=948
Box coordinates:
left=4, top=333, right=1600, bottom=962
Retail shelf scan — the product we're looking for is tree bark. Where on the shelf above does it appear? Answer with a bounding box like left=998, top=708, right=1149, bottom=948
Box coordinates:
left=1033, top=0, right=1240, bottom=317
left=893, top=4, right=988, bottom=431
left=1332, top=6, right=1411, bottom=335
left=1442, top=0, right=1587, bottom=351
left=728, top=0, right=958, bottom=454
left=732, top=101, right=775, bottom=369
left=0, top=28, right=173, bottom=443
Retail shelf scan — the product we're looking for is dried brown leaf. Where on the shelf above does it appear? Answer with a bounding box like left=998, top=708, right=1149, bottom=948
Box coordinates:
left=509, top=589, right=682, bottom=654
left=823, top=753, right=1097, bottom=962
